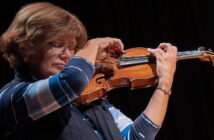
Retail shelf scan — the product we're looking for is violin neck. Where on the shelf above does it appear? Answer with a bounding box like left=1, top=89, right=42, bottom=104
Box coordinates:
left=118, top=50, right=205, bottom=67
left=176, top=50, right=204, bottom=61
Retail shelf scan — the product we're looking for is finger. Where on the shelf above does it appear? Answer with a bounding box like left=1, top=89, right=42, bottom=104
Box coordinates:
left=173, top=46, right=178, bottom=56
left=147, top=48, right=154, bottom=56
left=158, top=43, right=177, bottom=56
left=112, top=39, right=124, bottom=52
left=106, top=39, right=124, bottom=55
left=157, top=48, right=166, bottom=56
left=158, top=43, right=173, bottom=53
left=166, top=45, right=177, bottom=57
left=149, top=48, right=166, bottom=55
left=151, top=49, right=164, bottom=60
left=158, top=43, right=171, bottom=49
left=110, top=46, right=122, bottom=55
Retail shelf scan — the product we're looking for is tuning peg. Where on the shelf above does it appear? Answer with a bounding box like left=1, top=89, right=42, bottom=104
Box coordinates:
left=208, top=48, right=213, bottom=52
left=198, top=46, right=206, bottom=51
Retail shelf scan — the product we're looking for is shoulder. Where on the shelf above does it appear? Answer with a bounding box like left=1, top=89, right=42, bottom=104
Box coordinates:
left=0, top=79, right=31, bottom=109
left=0, top=79, right=31, bottom=96
left=0, top=79, right=32, bottom=128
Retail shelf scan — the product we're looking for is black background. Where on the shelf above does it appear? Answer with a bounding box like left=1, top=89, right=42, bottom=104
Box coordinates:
left=0, top=0, right=214, bottom=139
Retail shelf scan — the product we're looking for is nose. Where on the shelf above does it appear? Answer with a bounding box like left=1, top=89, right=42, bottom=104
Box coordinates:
left=60, top=48, right=74, bottom=60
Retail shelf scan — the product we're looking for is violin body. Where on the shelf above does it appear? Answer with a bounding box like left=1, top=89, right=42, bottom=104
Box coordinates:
left=74, top=47, right=158, bottom=105
left=73, top=47, right=214, bottom=105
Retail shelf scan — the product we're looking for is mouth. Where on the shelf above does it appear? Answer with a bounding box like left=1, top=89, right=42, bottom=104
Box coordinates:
left=53, top=63, right=66, bottom=69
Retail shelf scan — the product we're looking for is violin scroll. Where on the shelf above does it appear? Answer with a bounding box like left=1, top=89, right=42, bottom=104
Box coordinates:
left=197, top=47, right=214, bottom=66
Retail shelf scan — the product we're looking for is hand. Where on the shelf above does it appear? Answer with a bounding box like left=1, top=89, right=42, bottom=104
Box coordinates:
left=148, top=43, right=177, bottom=89
left=86, top=37, right=124, bottom=60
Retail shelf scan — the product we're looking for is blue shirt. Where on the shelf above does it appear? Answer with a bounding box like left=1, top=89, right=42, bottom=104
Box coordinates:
left=0, top=56, right=160, bottom=140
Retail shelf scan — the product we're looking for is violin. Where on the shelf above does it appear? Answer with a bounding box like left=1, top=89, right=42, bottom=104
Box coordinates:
left=73, top=47, right=214, bottom=105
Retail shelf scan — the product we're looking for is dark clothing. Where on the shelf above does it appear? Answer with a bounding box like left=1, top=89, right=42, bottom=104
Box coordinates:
left=0, top=57, right=160, bottom=140
left=0, top=57, right=123, bottom=140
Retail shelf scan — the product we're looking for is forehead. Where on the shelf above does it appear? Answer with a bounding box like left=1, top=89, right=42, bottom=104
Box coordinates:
left=51, top=34, right=76, bottom=45
left=53, top=34, right=74, bottom=41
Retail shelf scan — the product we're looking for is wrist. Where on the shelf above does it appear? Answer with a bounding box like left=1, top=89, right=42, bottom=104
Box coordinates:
left=157, top=78, right=173, bottom=96
left=75, top=42, right=99, bottom=65
left=156, top=87, right=172, bottom=96
left=158, top=78, right=173, bottom=90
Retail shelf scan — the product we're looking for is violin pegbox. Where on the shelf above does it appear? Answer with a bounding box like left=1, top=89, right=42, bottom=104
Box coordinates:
left=198, top=47, right=214, bottom=66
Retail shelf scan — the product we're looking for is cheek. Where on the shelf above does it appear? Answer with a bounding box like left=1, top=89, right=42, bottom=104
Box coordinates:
left=39, top=55, right=60, bottom=76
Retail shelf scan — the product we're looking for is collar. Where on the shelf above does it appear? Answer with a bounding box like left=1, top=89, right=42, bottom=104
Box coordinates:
left=14, top=69, right=37, bottom=82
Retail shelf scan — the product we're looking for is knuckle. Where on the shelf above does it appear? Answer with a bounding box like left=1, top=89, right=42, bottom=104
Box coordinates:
left=174, top=46, right=178, bottom=51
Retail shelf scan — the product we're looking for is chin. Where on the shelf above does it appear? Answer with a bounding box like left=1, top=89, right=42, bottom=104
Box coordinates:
left=52, top=68, right=62, bottom=74
left=41, top=67, right=63, bottom=78
left=42, top=70, right=58, bottom=78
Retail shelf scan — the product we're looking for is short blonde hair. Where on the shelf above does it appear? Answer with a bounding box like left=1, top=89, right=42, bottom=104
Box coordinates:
left=0, top=2, right=87, bottom=69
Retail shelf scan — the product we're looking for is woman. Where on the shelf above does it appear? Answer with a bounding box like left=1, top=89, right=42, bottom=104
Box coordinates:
left=0, top=2, right=177, bottom=140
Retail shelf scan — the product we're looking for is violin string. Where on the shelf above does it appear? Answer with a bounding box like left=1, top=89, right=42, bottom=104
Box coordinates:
left=177, top=50, right=203, bottom=58
left=119, top=55, right=151, bottom=67
left=121, top=50, right=203, bottom=60
left=118, top=50, right=214, bottom=67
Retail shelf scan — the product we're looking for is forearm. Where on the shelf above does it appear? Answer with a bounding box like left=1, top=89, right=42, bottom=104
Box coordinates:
left=19, top=57, right=94, bottom=120
left=143, top=78, right=172, bottom=126
left=128, top=112, right=161, bottom=140
left=108, top=103, right=160, bottom=140
left=75, top=37, right=124, bottom=65
left=75, top=41, right=99, bottom=65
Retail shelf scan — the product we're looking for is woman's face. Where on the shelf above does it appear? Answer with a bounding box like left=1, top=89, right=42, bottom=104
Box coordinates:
left=28, top=34, right=77, bottom=79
